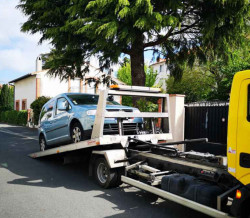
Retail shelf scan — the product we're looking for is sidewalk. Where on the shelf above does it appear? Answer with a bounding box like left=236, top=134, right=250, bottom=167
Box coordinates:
left=0, top=123, right=38, bottom=140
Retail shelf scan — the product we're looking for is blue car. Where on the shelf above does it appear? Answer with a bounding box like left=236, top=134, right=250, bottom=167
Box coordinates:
left=38, top=93, right=143, bottom=151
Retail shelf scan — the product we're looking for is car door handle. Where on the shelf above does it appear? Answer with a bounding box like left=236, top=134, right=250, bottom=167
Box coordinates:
left=240, top=153, right=250, bottom=168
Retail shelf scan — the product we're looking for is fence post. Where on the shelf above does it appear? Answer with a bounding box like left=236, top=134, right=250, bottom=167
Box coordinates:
left=169, top=94, right=185, bottom=151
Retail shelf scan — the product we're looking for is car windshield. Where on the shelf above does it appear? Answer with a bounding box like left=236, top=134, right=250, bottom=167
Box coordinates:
left=67, top=94, right=120, bottom=105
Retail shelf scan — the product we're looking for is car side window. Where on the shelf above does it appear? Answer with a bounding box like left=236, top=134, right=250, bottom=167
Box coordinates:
left=40, top=104, right=53, bottom=122
left=56, top=98, right=70, bottom=115
left=40, top=107, right=47, bottom=122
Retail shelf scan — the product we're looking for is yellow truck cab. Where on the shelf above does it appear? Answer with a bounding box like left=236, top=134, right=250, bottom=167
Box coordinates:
left=228, top=70, right=250, bottom=217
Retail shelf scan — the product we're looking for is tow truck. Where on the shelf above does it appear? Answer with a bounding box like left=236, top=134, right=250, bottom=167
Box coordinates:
left=30, top=70, right=250, bottom=218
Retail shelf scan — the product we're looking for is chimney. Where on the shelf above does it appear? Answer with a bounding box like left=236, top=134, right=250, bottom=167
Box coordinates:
left=36, top=55, right=42, bottom=72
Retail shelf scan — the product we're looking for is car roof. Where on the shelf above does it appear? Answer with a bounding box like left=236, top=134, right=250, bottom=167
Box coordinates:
left=43, top=93, right=98, bottom=107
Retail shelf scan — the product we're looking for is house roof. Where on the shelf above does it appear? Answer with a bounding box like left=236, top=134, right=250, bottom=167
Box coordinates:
left=8, top=70, right=49, bottom=83
left=9, top=73, right=34, bottom=83
left=149, top=58, right=166, bottom=67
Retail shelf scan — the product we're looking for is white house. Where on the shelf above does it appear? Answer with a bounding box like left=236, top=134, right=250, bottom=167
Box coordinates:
left=150, top=58, right=170, bottom=90
left=9, top=56, right=124, bottom=111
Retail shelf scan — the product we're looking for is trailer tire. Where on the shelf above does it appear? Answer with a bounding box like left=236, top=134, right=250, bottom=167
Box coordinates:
left=39, top=134, right=47, bottom=151
left=94, top=158, right=121, bottom=188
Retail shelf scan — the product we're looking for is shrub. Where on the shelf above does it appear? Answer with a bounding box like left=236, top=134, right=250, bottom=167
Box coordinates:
left=0, top=110, right=28, bottom=126
left=17, top=111, right=28, bottom=125
left=31, top=96, right=51, bottom=125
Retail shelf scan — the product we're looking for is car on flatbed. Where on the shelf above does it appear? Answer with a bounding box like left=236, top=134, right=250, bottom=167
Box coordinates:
left=38, top=93, right=142, bottom=151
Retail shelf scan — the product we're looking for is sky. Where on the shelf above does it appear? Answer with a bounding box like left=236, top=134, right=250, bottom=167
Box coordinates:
left=0, top=0, right=155, bottom=84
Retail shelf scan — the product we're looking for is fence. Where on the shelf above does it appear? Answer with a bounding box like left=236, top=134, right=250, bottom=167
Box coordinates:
left=185, top=101, right=229, bottom=155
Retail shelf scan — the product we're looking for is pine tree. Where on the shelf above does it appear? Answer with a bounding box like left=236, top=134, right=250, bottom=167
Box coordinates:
left=0, top=84, right=13, bottom=111
left=18, top=0, right=249, bottom=86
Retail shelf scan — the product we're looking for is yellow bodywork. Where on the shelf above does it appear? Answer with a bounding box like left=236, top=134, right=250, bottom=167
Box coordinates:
left=228, top=70, right=250, bottom=186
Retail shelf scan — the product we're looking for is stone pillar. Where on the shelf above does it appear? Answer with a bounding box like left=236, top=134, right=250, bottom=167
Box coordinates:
left=169, top=94, right=185, bottom=151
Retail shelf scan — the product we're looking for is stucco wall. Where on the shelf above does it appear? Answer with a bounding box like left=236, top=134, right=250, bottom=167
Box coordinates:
left=15, top=76, right=36, bottom=110
left=151, top=62, right=170, bottom=90
left=40, top=72, right=69, bottom=98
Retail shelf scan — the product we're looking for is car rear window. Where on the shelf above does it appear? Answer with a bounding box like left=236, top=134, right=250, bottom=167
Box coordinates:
left=67, top=94, right=120, bottom=105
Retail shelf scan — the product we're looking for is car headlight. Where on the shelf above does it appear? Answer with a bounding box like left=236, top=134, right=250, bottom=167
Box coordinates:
left=87, top=110, right=97, bottom=115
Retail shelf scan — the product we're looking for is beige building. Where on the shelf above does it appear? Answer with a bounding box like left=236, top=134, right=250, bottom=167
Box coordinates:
left=150, top=58, right=170, bottom=90
left=9, top=56, right=123, bottom=111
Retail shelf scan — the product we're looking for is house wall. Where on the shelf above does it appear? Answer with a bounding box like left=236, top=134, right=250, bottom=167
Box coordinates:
left=151, top=62, right=170, bottom=91
left=15, top=76, right=36, bottom=110
left=13, top=65, right=123, bottom=110
left=40, top=72, right=69, bottom=97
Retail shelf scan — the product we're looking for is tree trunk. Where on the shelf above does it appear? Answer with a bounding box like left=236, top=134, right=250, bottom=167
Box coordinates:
left=130, top=34, right=146, bottom=106
left=130, top=41, right=145, bottom=87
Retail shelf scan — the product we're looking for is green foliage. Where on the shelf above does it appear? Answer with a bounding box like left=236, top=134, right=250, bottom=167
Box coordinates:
left=117, top=61, right=158, bottom=110
left=136, top=98, right=158, bottom=112
left=18, top=0, right=249, bottom=85
left=206, top=48, right=250, bottom=100
left=30, top=96, right=51, bottom=125
left=0, top=84, right=14, bottom=111
left=117, top=62, right=157, bottom=87
left=166, top=46, right=250, bottom=103
left=0, top=110, right=28, bottom=126
left=166, top=69, right=214, bottom=103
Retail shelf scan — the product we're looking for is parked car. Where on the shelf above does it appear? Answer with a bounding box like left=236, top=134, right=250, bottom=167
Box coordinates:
left=38, top=93, right=143, bottom=151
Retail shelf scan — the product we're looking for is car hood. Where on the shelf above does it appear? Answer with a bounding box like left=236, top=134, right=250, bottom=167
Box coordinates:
left=74, top=104, right=138, bottom=111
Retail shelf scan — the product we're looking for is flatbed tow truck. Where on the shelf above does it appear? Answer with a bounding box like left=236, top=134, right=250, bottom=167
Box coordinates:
left=30, top=70, right=250, bottom=218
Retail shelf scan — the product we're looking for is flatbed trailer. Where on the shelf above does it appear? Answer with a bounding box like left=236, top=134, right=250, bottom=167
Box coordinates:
left=30, top=78, right=250, bottom=218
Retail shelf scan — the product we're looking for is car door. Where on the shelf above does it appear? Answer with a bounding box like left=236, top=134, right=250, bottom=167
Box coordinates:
left=236, top=79, right=250, bottom=185
left=40, top=102, right=54, bottom=142
left=50, top=97, right=71, bottom=143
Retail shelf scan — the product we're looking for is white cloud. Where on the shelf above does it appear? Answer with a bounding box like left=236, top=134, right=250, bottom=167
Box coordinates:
left=0, top=0, right=51, bottom=82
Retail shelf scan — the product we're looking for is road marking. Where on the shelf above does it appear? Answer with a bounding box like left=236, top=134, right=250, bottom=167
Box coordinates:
left=0, top=128, right=37, bottom=141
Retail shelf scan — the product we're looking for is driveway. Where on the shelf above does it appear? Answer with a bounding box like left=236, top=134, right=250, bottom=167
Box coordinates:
left=0, top=123, right=207, bottom=218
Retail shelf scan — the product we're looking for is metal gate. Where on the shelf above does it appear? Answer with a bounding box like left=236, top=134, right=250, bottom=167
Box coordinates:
left=185, top=102, right=229, bottom=155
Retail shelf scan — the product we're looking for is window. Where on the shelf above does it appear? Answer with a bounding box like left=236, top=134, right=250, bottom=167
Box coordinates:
left=22, top=99, right=27, bottom=110
left=159, top=65, right=163, bottom=72
left=15, top=100, right=20, bottom=111
left=40, top=102, right=54, bottom=122
left=66, top=94, right=120, bottom=106
left=56, top=98, right=70, bottom=115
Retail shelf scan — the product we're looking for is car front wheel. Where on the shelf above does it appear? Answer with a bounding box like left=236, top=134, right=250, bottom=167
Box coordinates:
left=39, top=134, right=47, bottom=151
left=71, top=122, right=83, bottom=143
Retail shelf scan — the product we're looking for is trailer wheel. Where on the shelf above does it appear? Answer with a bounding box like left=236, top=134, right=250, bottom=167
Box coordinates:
left=71, top=122, right=83, bottom=143
left=39, top=134, right=47, bottom=151
left=94, top=158, right=121, bottom=188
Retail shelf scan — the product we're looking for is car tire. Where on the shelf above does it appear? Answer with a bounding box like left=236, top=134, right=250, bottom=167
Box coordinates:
left=94, top=158, right=122, bottom=188
left=39, top=134, right=47, bottom=151
left=71, top=122, right=84, bottom=143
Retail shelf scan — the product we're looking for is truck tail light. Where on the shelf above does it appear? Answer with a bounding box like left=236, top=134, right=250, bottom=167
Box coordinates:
left=236, top=190, right=242, bottom=199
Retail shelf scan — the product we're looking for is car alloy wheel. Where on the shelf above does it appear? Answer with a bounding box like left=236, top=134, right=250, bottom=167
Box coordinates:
left=39, top=135, right=46, bottom=151
left=72, top=126, right=82, bottom=143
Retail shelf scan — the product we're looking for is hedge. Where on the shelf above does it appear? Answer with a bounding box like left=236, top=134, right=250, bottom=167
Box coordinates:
left=0, top=110, right=28, bottom=126
left=31, top=96, right=51, bottom=125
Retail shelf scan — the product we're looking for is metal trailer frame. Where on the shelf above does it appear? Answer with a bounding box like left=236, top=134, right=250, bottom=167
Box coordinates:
left=30, top=86, right=172, bottom=160
left=121, top=176, right=234, bottom=218
left=121, top=158, right=237, bottom=218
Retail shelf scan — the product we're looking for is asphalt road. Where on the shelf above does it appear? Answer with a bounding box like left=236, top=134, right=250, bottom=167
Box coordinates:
left=0, top=123, right=208, bottom=218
